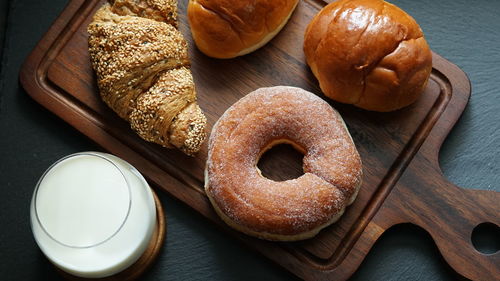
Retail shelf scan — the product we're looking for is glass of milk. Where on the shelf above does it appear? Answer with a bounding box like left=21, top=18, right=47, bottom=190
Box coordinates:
left=30, top=152, right=156, bottom=278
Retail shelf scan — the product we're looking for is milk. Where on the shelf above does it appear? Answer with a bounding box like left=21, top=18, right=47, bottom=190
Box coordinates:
left=30, top=152, right=156, bottom=278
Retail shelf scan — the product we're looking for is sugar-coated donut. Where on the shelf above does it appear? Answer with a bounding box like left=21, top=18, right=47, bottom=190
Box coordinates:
left=205, top=86, right=362, bottom=241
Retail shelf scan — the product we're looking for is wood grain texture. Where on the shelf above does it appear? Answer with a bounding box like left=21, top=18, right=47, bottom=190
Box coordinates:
left=19, top=0, right=499, bottom=280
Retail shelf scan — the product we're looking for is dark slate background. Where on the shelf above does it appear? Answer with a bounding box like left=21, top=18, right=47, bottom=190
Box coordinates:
left=0, top=0, right=498, bottom=280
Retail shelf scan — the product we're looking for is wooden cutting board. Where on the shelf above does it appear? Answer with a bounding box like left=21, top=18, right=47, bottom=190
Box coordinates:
left=20, top=0, right=499, bottom=280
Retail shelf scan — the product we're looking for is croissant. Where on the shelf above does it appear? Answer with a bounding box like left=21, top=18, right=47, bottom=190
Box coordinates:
left=88, top=1, right=207, bottom=155
left=107, top=0, right=178, bottom=27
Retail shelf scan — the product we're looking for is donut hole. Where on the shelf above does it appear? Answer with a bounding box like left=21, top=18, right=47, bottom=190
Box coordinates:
left=257, top=143, right=304, bottom=181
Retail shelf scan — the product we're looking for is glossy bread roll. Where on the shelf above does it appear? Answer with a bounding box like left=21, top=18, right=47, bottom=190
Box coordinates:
left=187, top=0, right=299, bottom=58
left=304, top=0, right=433, bottom=112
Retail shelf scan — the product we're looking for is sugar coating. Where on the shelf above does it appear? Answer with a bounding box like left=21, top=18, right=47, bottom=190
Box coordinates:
left=206, top=86, right=363, bottom=237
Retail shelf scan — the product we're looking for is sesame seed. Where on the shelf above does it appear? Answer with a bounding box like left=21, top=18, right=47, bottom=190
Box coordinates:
left=88, top=1, right=206, bottom=155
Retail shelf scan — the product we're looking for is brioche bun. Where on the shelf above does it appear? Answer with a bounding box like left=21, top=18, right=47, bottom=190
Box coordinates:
left=304, top=0, right=432, bottom=112
left=187, top=0, right=299, bottom=59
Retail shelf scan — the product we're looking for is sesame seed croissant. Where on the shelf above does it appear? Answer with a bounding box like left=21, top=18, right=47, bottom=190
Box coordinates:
left=108, top=0, right=178, bottom=27
left=88, top=2, right=207, bottom=155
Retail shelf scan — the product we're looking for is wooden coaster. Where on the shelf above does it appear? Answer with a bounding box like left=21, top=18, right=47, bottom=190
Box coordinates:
left=57, top=188, right=166, bottom=281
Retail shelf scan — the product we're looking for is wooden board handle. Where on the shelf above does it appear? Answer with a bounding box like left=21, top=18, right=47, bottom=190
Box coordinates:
left=369, top=56, right=500, bottom=280
left=423, top=186, right=499, bottom=281
left=376, top=160, right=500, bottom=281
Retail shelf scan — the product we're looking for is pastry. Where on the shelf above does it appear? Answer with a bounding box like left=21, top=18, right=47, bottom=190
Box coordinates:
left=205, top=86, right=362, bottom=241
left=187, top=0, right=299, bottom=58
left=88, top=2, right=207, bottom=155
left=304, top=0, right=433, bottom=112
left=108, top=0, right=178, bottom=27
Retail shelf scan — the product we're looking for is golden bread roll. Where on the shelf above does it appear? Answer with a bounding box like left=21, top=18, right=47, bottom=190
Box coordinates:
left=88, top=2, right=207, bottom=155
left=187, top=0, right=299, bottom=58
left=304, top=0, right=433, bottom=112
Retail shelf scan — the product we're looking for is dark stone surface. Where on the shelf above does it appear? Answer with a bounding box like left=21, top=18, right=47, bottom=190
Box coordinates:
left=0, top=0, right=498, bottom=280
left=0, top=0, right=8, bottom=64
